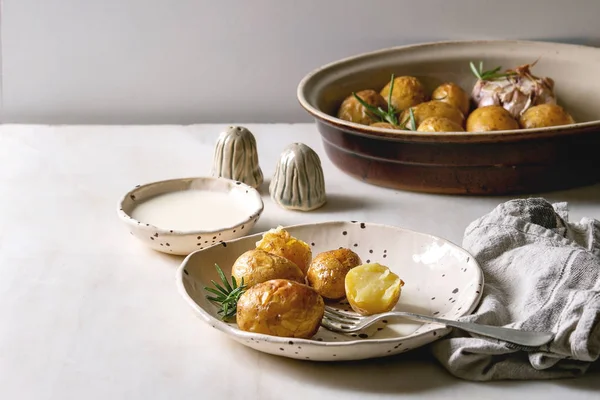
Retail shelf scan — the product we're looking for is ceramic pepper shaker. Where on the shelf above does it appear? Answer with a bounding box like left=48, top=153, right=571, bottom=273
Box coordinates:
left=270, top=142, right=327, bottom=211
left=211, top=126, right=264, bottom=188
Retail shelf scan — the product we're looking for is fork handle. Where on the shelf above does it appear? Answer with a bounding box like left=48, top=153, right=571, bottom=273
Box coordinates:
left=390, top=312, right=555, bottom=348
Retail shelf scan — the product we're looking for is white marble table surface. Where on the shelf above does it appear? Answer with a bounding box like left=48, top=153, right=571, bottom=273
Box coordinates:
left=0, top=123, right=598, bottom=399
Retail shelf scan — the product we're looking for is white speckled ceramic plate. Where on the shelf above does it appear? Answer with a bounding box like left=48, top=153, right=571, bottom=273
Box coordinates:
left=176, top=221, right=483, bottom=361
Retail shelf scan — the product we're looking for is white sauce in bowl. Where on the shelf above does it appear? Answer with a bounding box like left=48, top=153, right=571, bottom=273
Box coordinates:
left=131, top=190, right=252, bottom=231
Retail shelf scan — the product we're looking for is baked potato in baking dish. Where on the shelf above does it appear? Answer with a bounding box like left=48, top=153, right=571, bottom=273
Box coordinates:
left=336, top=61, right=576, bottom=133
left=466, top=105, right=519, bottom=132
left=401, top=100, right=465, bottom=128
left=236, top=279, right=325, bottom=338
left=417, top=117, right=465, bottom=132
left=432, top=82, right=470, bottom=116
left=337, top=89, right=388, bottom=126
left=518, top=103, right=575, bottom=129
left=379, top=75, right=428, bottom=111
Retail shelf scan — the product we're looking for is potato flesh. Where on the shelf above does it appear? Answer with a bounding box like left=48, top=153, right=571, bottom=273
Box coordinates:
left=345, top=263, right=404, bottom=316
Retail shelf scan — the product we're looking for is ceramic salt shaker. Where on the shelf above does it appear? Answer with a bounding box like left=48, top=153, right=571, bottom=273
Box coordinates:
left=211, top=126, right=263, bottom=188
left=270, top=142, right=327, bottom=211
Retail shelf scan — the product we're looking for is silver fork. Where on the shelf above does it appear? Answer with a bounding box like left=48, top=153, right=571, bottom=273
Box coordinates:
left=322, top=306, right=555, bottom=347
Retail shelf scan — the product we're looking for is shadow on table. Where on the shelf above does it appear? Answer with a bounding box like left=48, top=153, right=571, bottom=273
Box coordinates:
left=257, top=347, right=459, bottom=394
left=312, top=193, right=371, bottom=214
left=469, top=183, right=600, bottom=205
left=538, top=183, right=600, bottom=205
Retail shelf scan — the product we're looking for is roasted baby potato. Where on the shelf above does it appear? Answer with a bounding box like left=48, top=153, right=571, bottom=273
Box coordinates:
left=255, top=226, right=312, bottom=275
left=231, top=249, right=305, bottom=288
left=432, top=82, right=470, bottom=115
left=518, top=103, right=575, bottom=129
left=337, top=89, right=388, bottom=125
left=370, top=122, right=398, bottom=129
left=307, top=248, right=362, bottom=300
left=466, top=105, right=519, bottom=132
left=236, top=279, right=325, bottom=339
left=345, top=263, right=404, bottom=316
left=401, top=100, right=465, bottom=128
left=379, top=76, right=428, bottom=111
left=417, top=117, right=465, bottom=132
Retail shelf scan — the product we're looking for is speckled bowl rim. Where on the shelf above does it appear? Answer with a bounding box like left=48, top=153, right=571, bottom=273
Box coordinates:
left=117, top=176, right=264, bottom=235
left=297, top=39, right=600, bottom=143
left=175, top=221, right=484, bottom=348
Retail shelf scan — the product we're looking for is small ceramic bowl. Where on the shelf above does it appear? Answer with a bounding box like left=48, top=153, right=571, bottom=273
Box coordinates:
left=177, top=221, right=483, bottom=361
left=117, top=177, right=264, bottom=256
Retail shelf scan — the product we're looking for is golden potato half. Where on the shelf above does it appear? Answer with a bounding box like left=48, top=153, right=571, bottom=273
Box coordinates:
left=307, top=248, right=362, bottom=300
left=231, top=249, right=305, bottom=289
left=255, top=226, right=312, bottom=275
left=466, top=106, right=519, bottom=132
left=236, top=279, right=325, bottom=339
left=401, top=100, right=465, bottom=128
left=337, top=89, right=388, bottom=126
left=519, top=104, right=575, bottom=129
left=345, top=263, right=404, bottom=316
left=417, top=117, right=465, bottom=132
left=380, top=76, right=428, bottom=111
left=432, top=82, right=470, bottom=116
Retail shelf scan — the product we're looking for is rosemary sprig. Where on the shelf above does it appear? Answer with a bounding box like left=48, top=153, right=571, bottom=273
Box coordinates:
left=398, top=108, right=417, bottom=131
left=353, top=74, right=400, bottom=126
left=204, top=263, right=246, bottom=321
left=470, top=61, right=514, bottom=81
left=406, top=108, right=417, bottom=131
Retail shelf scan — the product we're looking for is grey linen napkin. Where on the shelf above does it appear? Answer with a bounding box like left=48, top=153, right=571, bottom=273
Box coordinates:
left=431, top=198, right=600, bottom=381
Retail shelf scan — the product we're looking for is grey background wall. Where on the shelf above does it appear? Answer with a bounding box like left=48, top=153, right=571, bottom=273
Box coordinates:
left=2, top=0, right=600, bottom=124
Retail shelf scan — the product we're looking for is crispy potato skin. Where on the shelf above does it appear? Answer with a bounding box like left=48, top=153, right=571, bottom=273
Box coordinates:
left=236, top=279, right=325, bottom=339
left=519, top=104, right=575, bottom=129
left=255, top=227, right=312, bottom=275
left=370, top=122, right=398, bottom=129
left=307, top=248, right=362, bottom=300
left=380, top=76, right=428, bottom=111
left=401, top=100, right=465, bottom=128
left=466, top=106, right=519, bottom=132
left=432, top=82, right=470, bottom=115
left=417, top=117, right=465, bottom=132
left=337, top=90, right=388, bottom=125
left=345, top=263, right=404, bottom=316
left=231, top=249, right=305, bottom=288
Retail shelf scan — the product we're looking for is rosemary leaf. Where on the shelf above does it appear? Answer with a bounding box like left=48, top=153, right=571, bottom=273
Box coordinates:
left=470, top=61, right=482, bottom=80
left=205, top=287, right=226, bottom=297
left=215, top=263, right=233, bottom=292
left=209, top=280, right=230, bottom=296
left=409, top=109, right=417, bottom=131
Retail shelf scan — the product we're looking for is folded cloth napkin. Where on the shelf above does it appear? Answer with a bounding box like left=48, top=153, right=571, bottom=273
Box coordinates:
left=431, top=198, right=600, bottom=381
